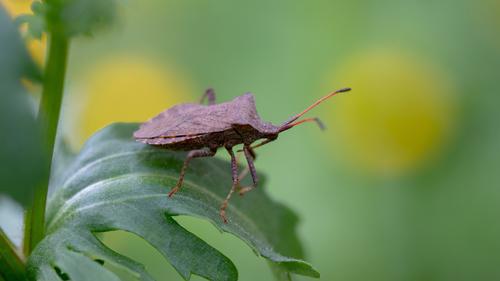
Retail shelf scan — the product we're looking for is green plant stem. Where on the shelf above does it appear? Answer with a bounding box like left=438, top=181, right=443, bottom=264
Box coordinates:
left=24, top=30, right=69, bottom=256
left=0, top=229, right=25, bottom=280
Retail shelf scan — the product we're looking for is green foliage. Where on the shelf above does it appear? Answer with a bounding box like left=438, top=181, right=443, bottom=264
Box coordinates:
left=2, top=1, right=319, bottom=279
left=18, top=0, right=118, bottom=38
left=0, top=5, right=46, bottom=207
left=51, top=0, right=118, bottom=36
left=27, top=123, right=319, bottom=281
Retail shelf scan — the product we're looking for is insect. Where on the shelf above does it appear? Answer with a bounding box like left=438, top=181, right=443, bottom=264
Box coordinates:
left=134, top=87, right=351, bottom=223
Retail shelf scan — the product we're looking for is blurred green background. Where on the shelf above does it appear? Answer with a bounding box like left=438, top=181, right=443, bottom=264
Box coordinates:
left=2, top=0, right=500, bottom=280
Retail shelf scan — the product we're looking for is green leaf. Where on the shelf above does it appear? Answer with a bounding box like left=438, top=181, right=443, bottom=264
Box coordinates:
left=15, top=13, right=45, bottom=40
left=43, top=0, right=118, bottom=37
left=20, top=0, right=118, bottom=38
left=27, top=123, right=319, bottom=281
left=0, top=5, right=47, bottom=207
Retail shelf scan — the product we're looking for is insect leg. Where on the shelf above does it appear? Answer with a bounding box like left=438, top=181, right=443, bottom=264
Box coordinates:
left=220, top=146, right=238, bottom=224
left=246, top=145, right=257, bottom=160
left=237, top=166, right=249, bottom=183
left=237, top=137, right=276, bottom=152
left=168, top=147, right=217, bottom=197
left=239, top=145, right=258, bottom=196
left=236, top=152, right=249, bottom=183
left=199, top=88, right=216, bottom=105
left=235, top=148, right=255, bottom=183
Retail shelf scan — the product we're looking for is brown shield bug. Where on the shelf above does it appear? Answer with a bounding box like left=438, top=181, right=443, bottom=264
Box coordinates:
left=134, top=87, right=351, bottom=223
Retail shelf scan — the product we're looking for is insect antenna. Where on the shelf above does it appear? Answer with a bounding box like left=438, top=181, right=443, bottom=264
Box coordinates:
left=279, top=117, right=325, bottom=132
left=278, top=87, right=351, bottom=132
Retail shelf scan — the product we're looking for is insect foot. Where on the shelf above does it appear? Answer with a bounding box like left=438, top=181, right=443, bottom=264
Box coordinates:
left=238, top=186, right=254, bottom=196
left=219, top=207, right=228, bottom=224
left=167, top=186, right=180, bottom=198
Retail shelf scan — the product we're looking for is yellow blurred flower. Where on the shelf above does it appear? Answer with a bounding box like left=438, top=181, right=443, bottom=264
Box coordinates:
left=25, top=35, right=46, bottom=66
left=326, top=51, right=457, bottom=178
left=0, top=0, right=31, bottom=15
left=1, top=0, right=46, bottom=66
left=71, top=55, right=192, bottom=147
